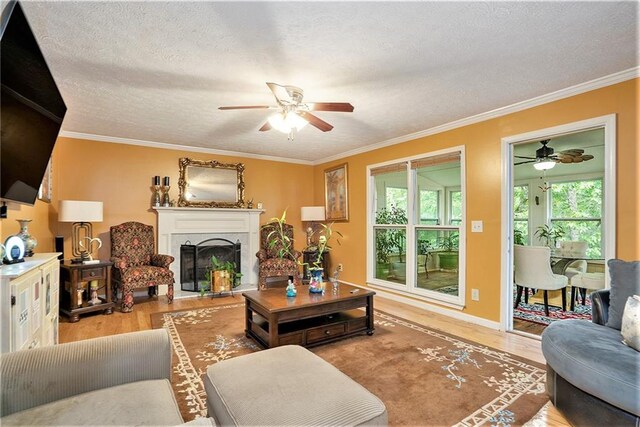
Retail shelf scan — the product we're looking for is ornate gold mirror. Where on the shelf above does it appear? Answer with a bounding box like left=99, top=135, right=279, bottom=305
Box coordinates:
left=177, top=158, right=245, bottom=208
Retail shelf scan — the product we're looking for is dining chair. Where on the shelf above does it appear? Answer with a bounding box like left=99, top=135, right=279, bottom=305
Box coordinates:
left=570, top=272, right=605, bottom=311
left=514, top=245, right=568, bottom=316
left=557, top=240, right=588, bottom=279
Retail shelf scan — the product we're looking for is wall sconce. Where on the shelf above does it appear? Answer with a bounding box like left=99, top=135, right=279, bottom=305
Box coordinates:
left=300, top=206, right=325, bottom=248
left=59, top=200, right=103, bottom=263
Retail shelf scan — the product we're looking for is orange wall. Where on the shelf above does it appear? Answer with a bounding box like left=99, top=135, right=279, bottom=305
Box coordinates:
left=2, top=138, right=314, bottom=261
left=314, top=79, right=639, bottom=322
left=2, top=80, right=637, bottom=324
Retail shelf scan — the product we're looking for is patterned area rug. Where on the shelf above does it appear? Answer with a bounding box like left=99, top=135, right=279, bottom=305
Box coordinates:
left=513, top=293, right=592, bottom=326
left=151, top=304, right=548, bottom=426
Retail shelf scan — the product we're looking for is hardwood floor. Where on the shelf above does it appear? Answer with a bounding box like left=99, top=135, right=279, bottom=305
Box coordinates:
left=59, top=293, right=570, bottom=426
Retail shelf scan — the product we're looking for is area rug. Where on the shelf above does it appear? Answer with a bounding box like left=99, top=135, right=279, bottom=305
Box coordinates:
left=151, top=304, right=548, bottom=426
left=513, top=294, right=592, bottom=326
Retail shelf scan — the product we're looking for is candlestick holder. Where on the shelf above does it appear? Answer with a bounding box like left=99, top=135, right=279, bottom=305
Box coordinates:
left=161, top=185, right=171, bottom=207
left=152, top=185, right=161, bottom=207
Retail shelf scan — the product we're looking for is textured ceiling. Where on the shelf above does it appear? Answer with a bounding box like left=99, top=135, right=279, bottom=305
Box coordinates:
left=21, top=1, right=638, bottom=163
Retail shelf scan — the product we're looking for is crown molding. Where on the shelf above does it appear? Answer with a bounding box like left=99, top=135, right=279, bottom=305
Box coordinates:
left=59, top=67, right=637, bottom=167
left=58, top=131, right=314, bottom=165
left=313, top=67, right=639, bottom=165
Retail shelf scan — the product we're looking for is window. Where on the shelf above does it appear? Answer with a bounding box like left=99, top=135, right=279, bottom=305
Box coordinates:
left=419, top=190, right=439, bottom=225
left=513, top=185, right=529, bottom=245
left=549, top=179, right=603, bottom=258
left=448, top=190, right=462, bottom=225
left=369, top=150, right=465, bottom=305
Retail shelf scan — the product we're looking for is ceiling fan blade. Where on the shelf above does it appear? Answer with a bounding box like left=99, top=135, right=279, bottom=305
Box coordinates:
left=298, top=111, right=333, bottom=132
left=582, top=154, right=594, bottom=161
left=266, top=82, right=292, bottom=104
left=218, top=105, right=274, bottom=110
left=305, top=102, right=354, bottom=112
left=514, top=155, right=536, bottom=160
left=514, top=160, right=535, bottom=165
left=258, top=121, right=272, bottom=132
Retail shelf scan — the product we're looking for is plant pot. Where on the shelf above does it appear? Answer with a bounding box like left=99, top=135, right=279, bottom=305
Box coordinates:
left=437, top=252, right=459, bottom=271
left=391, top=261, right=407, bottom=280
left=309, top=268, right=324, bottom=293
left=375, top=262, right=389, bottom=279
left=212, top=270, right=231, bottom=293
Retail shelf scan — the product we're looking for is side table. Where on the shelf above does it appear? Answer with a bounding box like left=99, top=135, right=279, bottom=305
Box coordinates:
left=60, top=261, right=114, bottom=322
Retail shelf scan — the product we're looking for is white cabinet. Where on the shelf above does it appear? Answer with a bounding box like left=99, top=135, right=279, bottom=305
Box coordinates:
left=0, top=254, right=60, bottom=353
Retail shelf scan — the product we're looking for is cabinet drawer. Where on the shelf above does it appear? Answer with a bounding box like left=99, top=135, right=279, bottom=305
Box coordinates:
left=81, top=268, right=105, bottom=281
left=306, top=323, right=346, bottom=344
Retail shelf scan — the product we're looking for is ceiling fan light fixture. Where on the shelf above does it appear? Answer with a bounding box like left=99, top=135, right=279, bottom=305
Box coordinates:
left=533, top=158, right=556, bottom=171
left=267, top=111, right=308, bottom=134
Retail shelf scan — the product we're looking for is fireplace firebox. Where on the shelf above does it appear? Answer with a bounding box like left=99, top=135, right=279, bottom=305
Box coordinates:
left=180, top=238, right=241, bottom=292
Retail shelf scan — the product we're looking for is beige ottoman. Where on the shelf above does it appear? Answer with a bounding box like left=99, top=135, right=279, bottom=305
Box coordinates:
left=204, top=345, right=387, bottom=426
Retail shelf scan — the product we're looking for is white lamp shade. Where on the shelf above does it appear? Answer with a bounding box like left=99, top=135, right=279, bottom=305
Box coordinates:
left=59, top=200, right=103, bottom=222
left=301, top=206, right=325, bottom=221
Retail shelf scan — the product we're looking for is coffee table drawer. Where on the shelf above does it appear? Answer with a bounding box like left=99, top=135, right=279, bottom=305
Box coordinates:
left=307, top=322, right=346, bottom=344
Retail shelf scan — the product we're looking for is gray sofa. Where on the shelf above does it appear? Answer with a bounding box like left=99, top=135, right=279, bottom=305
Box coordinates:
left=0, top=329, right=213, bottom=426
left=541, top=261, right=640, bottom=426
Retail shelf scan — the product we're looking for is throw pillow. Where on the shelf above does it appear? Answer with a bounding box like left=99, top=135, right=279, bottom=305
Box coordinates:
left=606, top=259, right=640, bottom=330
left=621, top=295, right=640, bottom=351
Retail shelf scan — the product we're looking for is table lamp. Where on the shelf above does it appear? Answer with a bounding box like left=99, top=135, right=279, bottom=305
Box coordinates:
left=300, top=206, right=325, bottom=248
left=59, top=200, right=103, bottom=263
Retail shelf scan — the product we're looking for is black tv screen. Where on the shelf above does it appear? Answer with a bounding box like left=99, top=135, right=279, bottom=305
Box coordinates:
left=1, top=1, right=66, bottom=205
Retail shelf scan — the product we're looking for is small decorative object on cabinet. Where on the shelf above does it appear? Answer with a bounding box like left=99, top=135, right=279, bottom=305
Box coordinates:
left=59, top=261, right=114, bottom=323
left=3, top=235, right=25, bottom=264
left=161, top=176, right=171, bottom=207
left=16, top=219, right=37, bottom=257
left=0, top=253, right=60, bottom=353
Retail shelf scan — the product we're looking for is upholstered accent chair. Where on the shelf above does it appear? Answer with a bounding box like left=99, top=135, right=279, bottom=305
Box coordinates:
left=110, top=221, right=174, bottom=312
left=514, top=245, right=568, bottom=316
left=256, top=222, right=301, bottom=290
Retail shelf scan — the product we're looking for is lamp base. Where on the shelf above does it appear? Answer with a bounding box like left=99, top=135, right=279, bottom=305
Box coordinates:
left=70, top=258, right=84, bottom=264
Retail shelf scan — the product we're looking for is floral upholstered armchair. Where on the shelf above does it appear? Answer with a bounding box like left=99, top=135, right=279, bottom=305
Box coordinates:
left=110, top=222, right=174, bottom=312
left=256, top=222, right=301, bottom=290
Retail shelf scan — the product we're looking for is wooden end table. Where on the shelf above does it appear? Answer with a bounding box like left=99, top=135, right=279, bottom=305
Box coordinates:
left=243, top=283, right=375, bottom=349
left=60, top=261, right=114, bottom=322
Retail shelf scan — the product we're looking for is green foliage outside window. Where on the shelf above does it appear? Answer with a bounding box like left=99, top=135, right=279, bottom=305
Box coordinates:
left=550, top=180, right=602, bottom=258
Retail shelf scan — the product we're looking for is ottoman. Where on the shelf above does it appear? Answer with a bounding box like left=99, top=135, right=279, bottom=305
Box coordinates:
left=204, top=345, right=387, bottom=426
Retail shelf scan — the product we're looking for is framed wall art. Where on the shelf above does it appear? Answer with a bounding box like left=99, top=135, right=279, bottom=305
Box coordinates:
left=324, top=163, right=348, bottom=221
left=38, top=158, right=52, bottom=203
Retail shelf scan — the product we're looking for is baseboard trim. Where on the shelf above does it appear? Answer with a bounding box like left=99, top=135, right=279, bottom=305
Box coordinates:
left=339, top=279, right=502, bottom=331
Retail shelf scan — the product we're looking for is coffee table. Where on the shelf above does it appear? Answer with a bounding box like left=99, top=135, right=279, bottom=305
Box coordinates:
left=243, top=283, right=375, bottom=349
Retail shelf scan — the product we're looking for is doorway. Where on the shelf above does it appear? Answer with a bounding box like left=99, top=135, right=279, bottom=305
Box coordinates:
left=500, top=115, right=616, bottom=335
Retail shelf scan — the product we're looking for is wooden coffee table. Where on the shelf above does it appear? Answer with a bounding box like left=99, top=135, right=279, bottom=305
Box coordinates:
left=243, top=284, right=375, bottom=349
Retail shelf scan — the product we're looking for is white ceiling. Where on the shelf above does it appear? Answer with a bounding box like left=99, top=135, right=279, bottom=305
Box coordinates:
left=21, top=1, right=638, bottom=163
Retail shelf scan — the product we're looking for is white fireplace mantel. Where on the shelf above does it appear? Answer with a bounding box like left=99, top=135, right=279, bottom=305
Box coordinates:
left=154, top=207, right=264, bottom=297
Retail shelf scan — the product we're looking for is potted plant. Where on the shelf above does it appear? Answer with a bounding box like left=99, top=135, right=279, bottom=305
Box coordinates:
left=436, top=232, right=459, bottom=271
left=535, top=224, right=565, bottom=248
left=305, top=222, right=342, bottom=291
left=375, top=205, right=408, bottom=280
left=207, top=255, right=242, bottom=293
left=264, top=210, right=296, bottom=260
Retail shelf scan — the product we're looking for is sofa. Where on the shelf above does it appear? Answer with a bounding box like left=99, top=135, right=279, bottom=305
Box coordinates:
left=541, top=260, right=640, bottom=426
left=0, top=329, right=213, bottom=426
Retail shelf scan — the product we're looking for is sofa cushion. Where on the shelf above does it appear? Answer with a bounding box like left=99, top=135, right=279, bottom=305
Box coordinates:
left=1, top=379, right=183, bottom=426
left=621, top=295, right=640, bottom=351
left=542, top=319, right=640, bottom=416
left=606, top=259, right=640, bottom=330
left=204, top=345, right=387, bottom=426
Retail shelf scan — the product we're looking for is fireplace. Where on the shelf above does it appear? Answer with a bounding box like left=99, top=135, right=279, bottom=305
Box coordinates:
left=180, top=238, right=241, bottom=292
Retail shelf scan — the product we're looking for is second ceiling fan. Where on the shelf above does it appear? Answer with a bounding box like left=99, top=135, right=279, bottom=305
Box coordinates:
left=219, top=82, right=354, bottom=139
left=514, top=139, right=594, bottom=171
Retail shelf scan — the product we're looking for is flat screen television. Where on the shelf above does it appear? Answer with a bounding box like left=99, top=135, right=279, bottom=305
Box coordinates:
left=1, top=1, right=66, bottom=205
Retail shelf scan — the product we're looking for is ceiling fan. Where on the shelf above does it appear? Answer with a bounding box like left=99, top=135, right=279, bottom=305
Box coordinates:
left=514, top=139, right=594, bottom=171
left=218, top=82, right=354, bottom=140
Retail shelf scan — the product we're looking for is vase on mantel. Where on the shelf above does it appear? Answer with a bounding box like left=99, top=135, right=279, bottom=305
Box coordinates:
left=17, top=219, right=37, bottom=257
